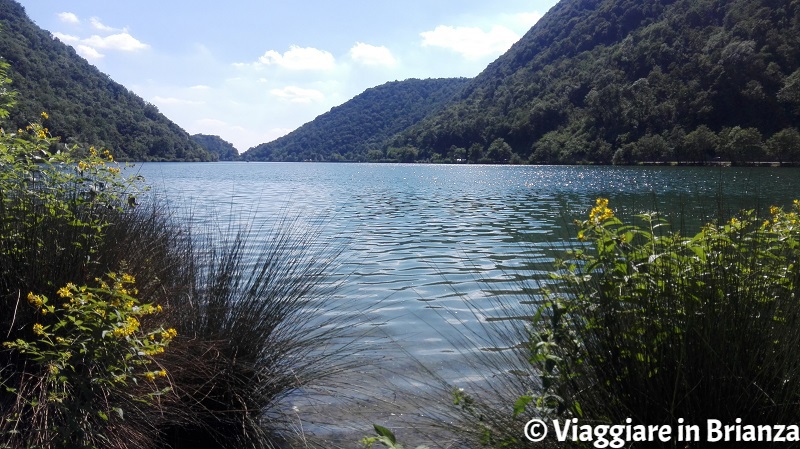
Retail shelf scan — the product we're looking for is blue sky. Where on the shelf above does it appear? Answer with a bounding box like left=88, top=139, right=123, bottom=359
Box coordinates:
left=17, top=0, right=558, bottom=152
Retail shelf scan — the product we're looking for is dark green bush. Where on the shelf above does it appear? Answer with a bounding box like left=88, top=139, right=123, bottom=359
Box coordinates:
left=523, top=199, right=800, bottom=447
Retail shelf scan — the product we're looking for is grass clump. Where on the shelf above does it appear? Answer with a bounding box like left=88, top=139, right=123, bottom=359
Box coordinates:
left=154, top=222, right=357, bottom=449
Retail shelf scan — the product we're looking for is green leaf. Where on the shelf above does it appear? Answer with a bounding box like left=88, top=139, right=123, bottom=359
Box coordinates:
left=573, top=400, right=584, bottom=417
left=513, top=395, right=533, bottom=417
left=373, top=424, right=396, bottom=445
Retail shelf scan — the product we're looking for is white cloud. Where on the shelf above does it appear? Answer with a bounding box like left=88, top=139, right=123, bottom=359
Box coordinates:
left=90, top=17, right=119, bottom=32
left=420, top=25, right=520, bottom=59
left=257, top=45, right=335, bottom=71
left=52, top=32, right=80, bottom=43
left=51, top=17, right=147, bottom=61
left=57, top=12, right=79, bottom=24
left=349, top=42, right=397, bottom=67
left=82, top=33, right=149, bottom=52
left=270, top=86, right=325, bottom=103
left=76, top=45, right=104, bottom=60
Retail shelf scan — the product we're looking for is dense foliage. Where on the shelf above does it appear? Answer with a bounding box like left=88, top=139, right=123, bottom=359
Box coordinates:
left=0, top=0, right=213, bottom=162
left=389, top=0, right=800, bottom=164
left=517, top=200, right=800, bottom=447
left=191, top=134, right=239, bottom=161
left=241, top=78, right=469, bottom=162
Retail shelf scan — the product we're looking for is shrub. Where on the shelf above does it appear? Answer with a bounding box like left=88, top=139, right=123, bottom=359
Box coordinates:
left=2, top=274, right=175, bottom=448
left=524, top=199, right=800, bottom=447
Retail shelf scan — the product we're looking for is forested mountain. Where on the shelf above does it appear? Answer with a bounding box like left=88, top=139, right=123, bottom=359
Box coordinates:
left=191, top=134, right=239, bottom=161
left=0, top=0, right=213, bottom=161
left=390, top=0, right=800, bottom=165
left=241, top=78, right=470, bottom=162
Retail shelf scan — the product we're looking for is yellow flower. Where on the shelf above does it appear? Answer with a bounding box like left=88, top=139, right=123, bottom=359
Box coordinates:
left=770, top=206, right=780, bottom=215
left=57, top=283, right=75, bottom=298
left=111, top=316, right=140, bottom=338
left=161, top=328, right=178, bottom=340
left=589, top=198, right=614, bottom=222
left=157, top=370, right=167, bottom=377
left=27, top=292, right=44, bottom=308
left=144, top=372, right=156, bottom=381
left=41, top=111, right=48, bottom=120
left=32, top=323, right=45, bottom=335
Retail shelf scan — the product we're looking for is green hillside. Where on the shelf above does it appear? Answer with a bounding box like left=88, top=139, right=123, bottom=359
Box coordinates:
left=392, top=0, right=800, bottom=165
left=0, top=0, right=213, bottom=161
left=241, top=77, right=469, bottom=162
left=191, top=134, right=239, bottom=161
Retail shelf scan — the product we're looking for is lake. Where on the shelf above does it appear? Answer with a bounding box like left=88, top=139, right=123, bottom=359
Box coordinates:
left=135, top=162, right=800, bottom=440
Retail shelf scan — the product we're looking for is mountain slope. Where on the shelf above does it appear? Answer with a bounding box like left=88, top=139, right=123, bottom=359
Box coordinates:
left=241, top=77, right=470, bottom=162
left=0, top=0, right=213, bottom=161
left=191, top=134, right=239, bottom=161
left=392, top=0, right=800, bottom=164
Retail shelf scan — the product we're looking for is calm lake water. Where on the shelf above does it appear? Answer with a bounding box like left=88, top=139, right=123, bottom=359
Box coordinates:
left=136, top=162, right=800, bottom=438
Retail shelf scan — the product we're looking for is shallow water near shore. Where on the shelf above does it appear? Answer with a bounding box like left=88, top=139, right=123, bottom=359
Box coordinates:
left=136, top=162, right=800, bottom=443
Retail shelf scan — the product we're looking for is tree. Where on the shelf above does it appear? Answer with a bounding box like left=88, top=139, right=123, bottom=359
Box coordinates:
left=627, top=133, right=669, bottom=162
left=485, top=138, right=513, bottom=163
left=719, top=126, right=764, bottom=165
left=777, top=69, right=800, bottom=114
left=682, top=125, right=719, bottom=164
left=767, top=128, right=800, bottom=165
left=386, top=146, right=419, bottom=163
left=467, top=143, right=484, bottom=164
left=366, top=149, right=385, bottom=161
